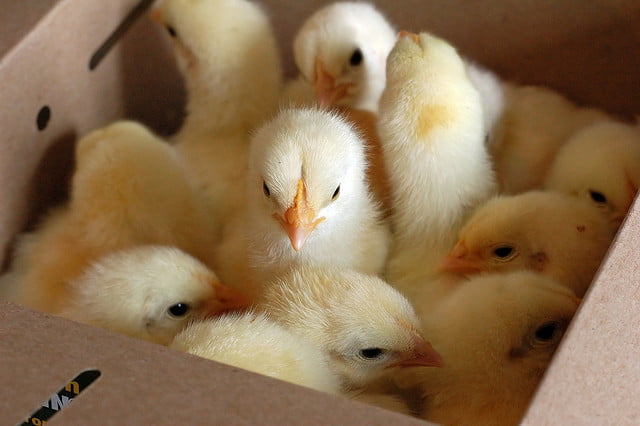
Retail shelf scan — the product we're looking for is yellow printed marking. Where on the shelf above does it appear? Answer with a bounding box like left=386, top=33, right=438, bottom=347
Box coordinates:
left=64, top=381, right=80, bottom=394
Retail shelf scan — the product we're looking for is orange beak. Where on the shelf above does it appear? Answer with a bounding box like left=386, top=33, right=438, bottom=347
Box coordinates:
left=397, top=30, right=420, bottom=44
left=275, top=179, right=325, bottom=251
left=202, top=280, right=252, bottom=318
left=438, top=241, right=485, bottom=275
left=390, top=333, right=445, bottom=369
left=314, top=59, right=353, bottom=108
left=149, top=8, right=163, bottom=24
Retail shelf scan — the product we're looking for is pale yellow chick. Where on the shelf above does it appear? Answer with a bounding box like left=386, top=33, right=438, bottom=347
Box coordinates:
left=155, top=0, right=283, bottom=229
left=440, top=190, right=616, bottom=297
left=260, top=265, right=444, bottom=391
left=282, top=1, right=396, bottom=112
left=171, top=311, right=341, bottom=394
left=214, top=107, right=389, bottom=298
left=60, top=246, right=249, bottom=345
left=490, top=83, right=611, bottom=194
left=13, top=121, right=216, bottom=313
left=396, top=271, right=580, bottom=426
left=377, top=31, right=496, bottom=291
left=545, top=120, right=640, bottom=227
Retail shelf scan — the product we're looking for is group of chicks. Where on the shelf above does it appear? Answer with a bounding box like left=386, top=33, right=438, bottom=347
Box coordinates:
left=2, top=0, right=639, bottom=424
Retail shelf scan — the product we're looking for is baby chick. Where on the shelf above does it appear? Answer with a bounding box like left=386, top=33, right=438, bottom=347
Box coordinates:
left=440, top=190, right=616, bottom=297
left=215, top=107, right=390, bottom=295
left=260, top=265, right=444, bottom=391
left=377, top=31, right=496, bottom=288
left=282, top=1, right=396, bottom=112
left=545, top=120, right=640, bottom=227
left=155, top=0, right=283, bottom=228
left=397, top=271, right=580, bottom=426
left=490, top=83, right=610, bottom=194
left=14, top=121, right=217, bottom=313
left=60, top=246, right=250, bottom=346
left=171, top=311, right=341, bottom=394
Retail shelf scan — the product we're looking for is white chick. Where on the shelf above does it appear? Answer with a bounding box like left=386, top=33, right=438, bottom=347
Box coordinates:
left=282, top=1, right=396, bottom=112
left=439, top=190, right=616, bottom=297
left=171, top=311, right=341, bottom=394
left=13, top=121, right=216, bottom=313
left=260, top=265, right=444, bottom=391
left=545, top=120, right=640, bottom=227
left=377, top=31, right=496, bottom=290
left=60, top=246, right=250, bottom=346
left=490, top=83, right=611, bottom=194
left=464, top=61, right=506, bottom=139
left=397, top=271, right=579, bottom=426
left=155, top=0, right=283, bottom=228
left=215, top=107, right=390, bottom=295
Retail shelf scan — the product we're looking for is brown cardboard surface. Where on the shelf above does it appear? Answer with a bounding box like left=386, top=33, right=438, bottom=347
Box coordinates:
left=522, top=195, right=640, bottom=425
left=0, top=302, right=425, bottom=425
left=0, top=0, right=640, bottom=424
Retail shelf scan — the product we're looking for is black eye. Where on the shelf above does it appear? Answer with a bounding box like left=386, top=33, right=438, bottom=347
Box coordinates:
left=589, top=190, right=607, bottom=204
left=493, top=246, right=514, bottom=259
left=332, top=185, right=340, bottom=201
left=349, top=48, right=363, bottom=66
left=534, top=322, right=558, bottom=342
left=168, top=303, right=190, bottom=317
left=359, top=348, right=384, bottom=359
left=263, top=181, right=270, bottom=197
left=165, top=25, right=177, bottom=37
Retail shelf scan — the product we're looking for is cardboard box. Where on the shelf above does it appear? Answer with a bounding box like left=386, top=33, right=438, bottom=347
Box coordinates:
left=1, top=0, right=639, bottom=423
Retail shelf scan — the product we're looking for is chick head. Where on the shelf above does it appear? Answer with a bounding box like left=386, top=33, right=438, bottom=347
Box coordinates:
left=293, top=2, right=396, bottom=110
left=545, top=120, right=640, bottom=225
left=248, top=107, right=368, bottom=251
left=69, top=246, right=250, bottom=345
left=439, top=191, right=614, bottom=297
left=263, top=265, right=443, bottom=390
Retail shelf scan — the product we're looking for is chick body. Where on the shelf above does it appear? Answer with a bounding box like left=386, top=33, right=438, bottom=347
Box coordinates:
left=378, top=32, right=496, bottom=291
left=171, top=311, right=341, bottom=394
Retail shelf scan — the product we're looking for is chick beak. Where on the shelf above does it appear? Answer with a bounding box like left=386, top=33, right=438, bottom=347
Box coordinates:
left=392, top=333, right=445, bottom=369
left=315, top=59, right=353, bottom=108
left=397, top=30, right=421, bottom=44
left=438, top=241, right=484, bottom=275
left=202, top=280, right=252, bottom=318
left=275, top=179, right=325, bottom=251
left=149, top=8, right=163, bottom=24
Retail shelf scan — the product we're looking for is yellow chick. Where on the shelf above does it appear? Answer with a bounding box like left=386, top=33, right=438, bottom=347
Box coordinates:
left=155, top=0, right=283, bottom=229
left=490, top=83, right=611, bottom=194
left=171, top=311, right=341, bottom=394
left=260, top=265, right=444, bottom=391
left=377, top=31, right=496, bottom=290
left=60, top=246, right=249, bottom=346
left=282, top=1, right=396, bottom=112
left=545, top=120, right=640, bottom=227
left=398, top=271, right=580, bottom=426
left=440, top=190, right=616, bottom=297
left=214, top=107, right=390, bottom=297
left=13, top=121, right=216, bottom=313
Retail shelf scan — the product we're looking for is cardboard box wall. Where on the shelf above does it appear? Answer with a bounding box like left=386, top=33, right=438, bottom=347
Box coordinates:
left=0, top=0, right=639, bottom=423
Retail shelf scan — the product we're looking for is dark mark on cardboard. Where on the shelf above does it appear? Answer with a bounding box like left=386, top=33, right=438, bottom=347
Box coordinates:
left=20, top=369, right=101, bottom=425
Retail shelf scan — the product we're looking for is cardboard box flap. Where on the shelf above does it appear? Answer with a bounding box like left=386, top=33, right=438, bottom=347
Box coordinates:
left=0, top=302, right=426, bottom=425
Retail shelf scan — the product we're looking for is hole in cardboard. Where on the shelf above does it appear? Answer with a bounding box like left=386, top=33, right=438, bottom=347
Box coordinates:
left=88, top=0, right=156, bottom=70
left=21, top=369, right=101, bottom=425
left=36, top=106, right=50, bottom=131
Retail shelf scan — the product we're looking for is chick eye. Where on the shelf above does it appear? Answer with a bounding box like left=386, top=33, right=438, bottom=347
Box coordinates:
left=359, top=348, right=384, bottom=360
left=349, top=48, right=363, bottom=66
left=331, top=185, right=341, bottom=201
left=168, top=303, right=190, bottom=318
left=534, top=321, right=560, bottom=342
left=165, top=25, right=177, bottom=38
left=589, top=189, right=607, bottom=204
left=263, top=181, right=271, bottom=197
left=493, top=245, right=514, bottom=259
